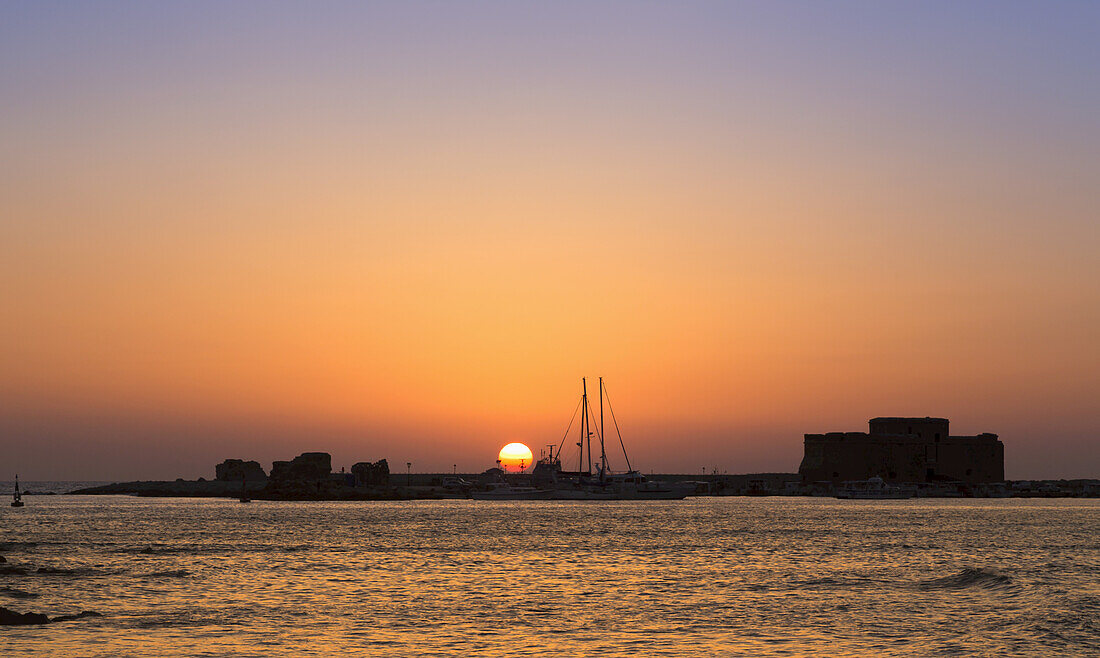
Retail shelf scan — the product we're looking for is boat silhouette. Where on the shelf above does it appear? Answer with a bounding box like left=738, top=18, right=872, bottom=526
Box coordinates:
left=11, top=475, right=25, bottom=507
left=529, top=378, right=694, bottom=500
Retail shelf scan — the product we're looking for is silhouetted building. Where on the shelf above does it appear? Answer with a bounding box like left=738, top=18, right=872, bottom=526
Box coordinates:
left=351, top=459, right=390, bottom=486
left=214, top=459, right=267, bottom=482
left=799, top=417, right=1003, bottom=484
left=270, top=452, right=332, bottom=482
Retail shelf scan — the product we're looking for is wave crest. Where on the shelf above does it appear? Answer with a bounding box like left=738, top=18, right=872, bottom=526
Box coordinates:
left=147, top=569, right=190, bottom=578
left=918, top=568, right=1012, bottom=590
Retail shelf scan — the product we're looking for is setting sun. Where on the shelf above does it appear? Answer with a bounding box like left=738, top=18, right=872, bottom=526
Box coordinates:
left=4, top=3, right=1100, bottom=656
left=498, top=442, right=534, bottom=473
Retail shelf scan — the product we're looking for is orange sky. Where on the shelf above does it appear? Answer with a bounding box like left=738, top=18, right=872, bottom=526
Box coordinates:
left=1, top=2, right=1098, bottom=479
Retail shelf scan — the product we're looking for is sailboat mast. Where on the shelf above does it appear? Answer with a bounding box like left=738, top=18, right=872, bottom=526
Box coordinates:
left=600, top=377, right=607, bottom=479
left=582, top=377, right=591, bottom=475
left=578, top=379, right=586, bottom=474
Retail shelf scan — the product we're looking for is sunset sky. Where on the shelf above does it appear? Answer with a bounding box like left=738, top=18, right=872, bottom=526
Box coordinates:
left=2, top=1, right=1098, bottom=480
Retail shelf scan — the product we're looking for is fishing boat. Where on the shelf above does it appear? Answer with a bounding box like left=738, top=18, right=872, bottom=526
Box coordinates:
left=11, top=475, right=25, bottom=507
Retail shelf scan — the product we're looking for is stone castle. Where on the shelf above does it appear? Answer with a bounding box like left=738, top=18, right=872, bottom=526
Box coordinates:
left=799, top=417, right=1004, bottom=484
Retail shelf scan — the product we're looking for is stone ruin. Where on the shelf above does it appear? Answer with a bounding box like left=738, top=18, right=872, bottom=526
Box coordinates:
left=351, top=459, right=390, bottom=486
left=215, top=452, right=392, bottom=492
left=269, top=452, right=332, bottom=482
left=214, top=459, right=268, bottom=482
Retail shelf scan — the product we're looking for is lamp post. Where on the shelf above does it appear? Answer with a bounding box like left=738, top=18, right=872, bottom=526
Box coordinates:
left=406, top=462, right=411, bottom=487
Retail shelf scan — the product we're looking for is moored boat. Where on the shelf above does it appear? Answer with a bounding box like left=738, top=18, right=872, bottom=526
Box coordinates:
left=835, top=476, right=914, bottom=499
left=470, top=378, right=692, bottom=502
left=471, top=482, right=555, bottom=500
left=239, top=473, right=251, bottom=503
left=596, top=470, right=692, bottom=500
left=539, top=378, right=691, bottom=501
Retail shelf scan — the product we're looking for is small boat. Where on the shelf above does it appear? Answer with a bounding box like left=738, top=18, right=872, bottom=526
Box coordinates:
left=11, top=475, right=25, bottom=507
left=836, top=476, right=914, bottom=499
left=550, top=483, right=619, bottom=500
left=595, top=469, right=692, bottom=500
left=471, top=482, right=554, bottom=500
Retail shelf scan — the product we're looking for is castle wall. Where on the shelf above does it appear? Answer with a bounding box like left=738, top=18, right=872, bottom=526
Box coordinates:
left=869, top=417, right=949, bottom=442
left=937, top=434, right=1004, bottom=483
left=800, top=433, right=928, bottom=483
left=799, top=419, right=1004, bottom=484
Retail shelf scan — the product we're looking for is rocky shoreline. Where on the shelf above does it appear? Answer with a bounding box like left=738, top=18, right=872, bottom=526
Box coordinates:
left=66, top=479, right=457, bottom=501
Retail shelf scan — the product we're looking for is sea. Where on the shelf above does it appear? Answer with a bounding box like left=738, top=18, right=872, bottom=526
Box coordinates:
left=1, top=487, right=1098, bottom=656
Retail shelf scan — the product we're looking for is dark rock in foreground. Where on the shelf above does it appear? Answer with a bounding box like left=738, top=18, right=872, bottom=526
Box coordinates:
left=0, top=606, right=50, bottom=625
left=0, top=565, right=28, bottom=575
left=0, top=606, right=102, bottom=625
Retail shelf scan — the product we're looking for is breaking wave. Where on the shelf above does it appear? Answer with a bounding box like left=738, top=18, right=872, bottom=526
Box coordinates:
left=0, top=586, right=38, bottom=599
left=918, top=568, right=1013, bottom=591
left=797, top=576, right=877, bottom=588
left=146, top=569, right=190, bottom=578
left=34, top=566, right=104, bottom=576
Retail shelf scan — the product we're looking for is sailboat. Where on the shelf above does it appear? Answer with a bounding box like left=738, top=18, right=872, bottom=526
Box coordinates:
left=11, top=475, right=25, bottom=507
left=239, top=473, right=251, bottom=503
left=534, top=379, right=693, bottom=501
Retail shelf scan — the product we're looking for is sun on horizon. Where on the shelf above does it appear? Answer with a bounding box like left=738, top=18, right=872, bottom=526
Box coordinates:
left=498, top=443, right=534, bottom=473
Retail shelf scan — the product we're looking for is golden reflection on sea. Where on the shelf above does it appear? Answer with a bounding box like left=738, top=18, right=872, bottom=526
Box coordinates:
left=2, top=497, right=1099, bottom=656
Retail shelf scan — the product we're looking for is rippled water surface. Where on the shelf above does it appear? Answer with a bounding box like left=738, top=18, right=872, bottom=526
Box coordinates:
left=2, top=496, right=1098, bottom=656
